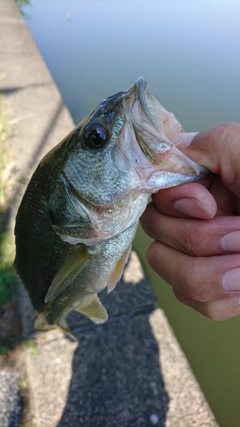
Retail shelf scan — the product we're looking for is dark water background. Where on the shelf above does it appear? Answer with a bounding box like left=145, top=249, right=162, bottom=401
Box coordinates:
left=21, top=1, right=240, bottom=425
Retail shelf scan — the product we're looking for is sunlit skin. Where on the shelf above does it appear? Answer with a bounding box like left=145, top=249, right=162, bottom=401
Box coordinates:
left=141, top=122, right=240, bottom=321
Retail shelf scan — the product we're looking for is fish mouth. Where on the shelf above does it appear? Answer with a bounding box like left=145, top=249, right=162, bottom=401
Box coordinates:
left=123, top=77, right=208, bottom=191
left=132, top=77, right=160, bottom=132
left=124, top=77, right=156, bottom=127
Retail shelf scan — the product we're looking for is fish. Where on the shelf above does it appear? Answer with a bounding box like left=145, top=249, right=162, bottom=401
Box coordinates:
left=14, top=77, right=207, bottom=334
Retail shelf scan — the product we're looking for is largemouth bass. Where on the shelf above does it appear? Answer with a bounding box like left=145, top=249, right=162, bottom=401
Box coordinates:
left=14, top=77, right=207, bottom=334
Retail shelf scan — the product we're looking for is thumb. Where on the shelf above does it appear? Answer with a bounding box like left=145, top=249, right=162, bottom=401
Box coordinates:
left=181, top=122, right=240, bottom=197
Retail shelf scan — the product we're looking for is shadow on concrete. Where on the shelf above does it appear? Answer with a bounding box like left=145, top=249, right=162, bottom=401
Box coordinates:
left=0, top=82, right=51, bottom=95
left=8, top=98, right=66, bottom=223
left=57, top=311, right=169, bottom=427
left=25, top=100, right=65, bottom=172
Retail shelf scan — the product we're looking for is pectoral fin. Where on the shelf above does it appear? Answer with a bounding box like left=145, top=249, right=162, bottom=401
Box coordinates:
left=107, top=246, right=132, bottom=293
left=75, top=294, right=108, bottom=323
left=45, top=248, right=94, bottom=303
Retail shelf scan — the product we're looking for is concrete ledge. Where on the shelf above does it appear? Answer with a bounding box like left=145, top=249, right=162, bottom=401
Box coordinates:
left=0, top=0, right=218, bottom=426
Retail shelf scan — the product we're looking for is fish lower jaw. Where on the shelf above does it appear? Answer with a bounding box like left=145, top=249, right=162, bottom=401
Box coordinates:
left=146, top=171, right=203, bottom=192
left=134, top=155, right=207, bottom=193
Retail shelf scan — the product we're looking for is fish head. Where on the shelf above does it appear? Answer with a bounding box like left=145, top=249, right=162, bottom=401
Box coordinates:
left=49, top=77, right=207, bottom=244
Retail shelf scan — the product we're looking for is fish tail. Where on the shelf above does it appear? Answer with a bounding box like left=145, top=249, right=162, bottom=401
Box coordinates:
left=34, top=312, right=77, bottom=342
left=42, top=310, right=77, bottom=341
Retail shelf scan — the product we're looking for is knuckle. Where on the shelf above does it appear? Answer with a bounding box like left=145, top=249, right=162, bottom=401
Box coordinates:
left=179, top=227, right=203, bottom=256
left=181, top=229, right=196, bottom=254
left=146, top=241, right=161, bottom=272
left=172, top=289, right=186, bottom=305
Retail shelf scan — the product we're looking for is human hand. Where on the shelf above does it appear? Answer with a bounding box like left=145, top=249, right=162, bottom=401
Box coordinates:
left=141, top=122, right=240, bottom=320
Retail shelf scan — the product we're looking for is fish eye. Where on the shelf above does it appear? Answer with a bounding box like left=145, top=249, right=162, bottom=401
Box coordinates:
left=84, top=124, right=109, bottom=150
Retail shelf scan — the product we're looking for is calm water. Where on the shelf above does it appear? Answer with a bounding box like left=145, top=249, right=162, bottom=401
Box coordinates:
left=22, top=1, right=240, bottom=425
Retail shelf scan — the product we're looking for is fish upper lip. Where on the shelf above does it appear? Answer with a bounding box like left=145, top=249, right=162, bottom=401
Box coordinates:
left=134, top=77, right=159, bottom=131
left=123, top=77, right=165, bottom=169
left=125, top=76, right=159, bottom=133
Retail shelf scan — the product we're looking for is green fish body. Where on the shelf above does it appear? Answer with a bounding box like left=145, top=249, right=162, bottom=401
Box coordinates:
left=15, top=77, right=207, bottom=333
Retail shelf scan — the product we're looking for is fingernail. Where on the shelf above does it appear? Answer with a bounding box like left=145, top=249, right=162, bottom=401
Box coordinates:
left=174, top=198, right=214, bottom=218
left=222, top=268, right=240, bottom=291
left=221, top=231, right=240, bottom=253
